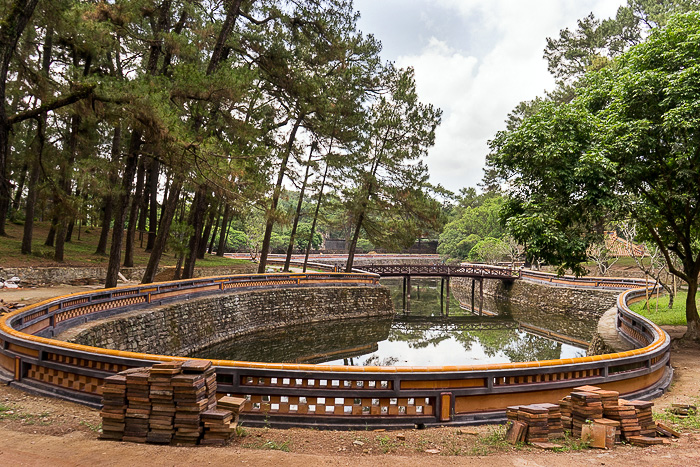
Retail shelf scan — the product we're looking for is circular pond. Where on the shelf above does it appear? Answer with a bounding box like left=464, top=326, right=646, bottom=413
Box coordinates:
left=190, top=278, right=594, bottom=366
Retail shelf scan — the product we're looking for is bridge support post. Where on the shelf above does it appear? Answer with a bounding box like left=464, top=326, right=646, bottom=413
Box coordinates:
left=471, top=278, right=475, bottom=313
left=445, top=277, right=450, bottom=316
left=440, top=277, right=444, bottom=314
left=402, top=276, right=406, bottom=310
left=479, top=278, right=484, bottom=315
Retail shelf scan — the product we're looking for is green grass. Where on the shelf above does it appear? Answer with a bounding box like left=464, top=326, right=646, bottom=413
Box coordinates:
left=628, top=291, right=690, bottom=326
left=654, top=400, right=700, bottom=431
left=244, top=439, right=291, bottom=452
left=0, top=220, right=252, bottom=269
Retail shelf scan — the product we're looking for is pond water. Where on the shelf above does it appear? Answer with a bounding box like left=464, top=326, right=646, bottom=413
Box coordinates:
left=190, top=278, right=595, bottom=366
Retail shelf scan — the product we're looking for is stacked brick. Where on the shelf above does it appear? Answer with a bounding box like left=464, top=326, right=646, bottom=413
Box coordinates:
left=625, top=400, right=655, bottom=436
left=538, top=402, right=564, bottom=439
left=99, top=361, right=246, bottom=446
left=570, top=391, right=603, bottom=438
left=99, top=374, right=127, bottom=440
left=507, top=385, right=666, bottom=449
left=517, top=405, right=549, bottom=443
left=559, top=396, right=572, bottom=431
left=124, top=369, right=151, bottom=443
left=147, top=362, right=181, bottom=444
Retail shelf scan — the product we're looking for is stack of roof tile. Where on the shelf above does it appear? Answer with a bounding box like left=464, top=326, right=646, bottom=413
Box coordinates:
left=517, top=405, right=550, bottom=443
left=123, top=368, right=151, bottom=443
left=570, top=391, right=603, bottom=438
left=146, top=362, right=181, bottom=444
left=99, top=374, right=127, bottom=441
left=603, top=400, right=641, bottom=440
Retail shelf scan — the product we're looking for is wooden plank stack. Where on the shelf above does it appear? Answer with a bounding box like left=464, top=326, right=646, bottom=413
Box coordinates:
left=517, top=405, right=550, bottom=443
left=99, top=360, right=246, bottom=446
left=570, top=392, right=603, bottom=438
left=99, top=374, right=127, bottom=441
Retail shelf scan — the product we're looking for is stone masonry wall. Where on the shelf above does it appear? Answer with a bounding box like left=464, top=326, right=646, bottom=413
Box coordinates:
left=59, top=286, right=394, bottom=357
left=0, top=263, right=257, bottom=286
left=452, top=277, right=620, bottom=318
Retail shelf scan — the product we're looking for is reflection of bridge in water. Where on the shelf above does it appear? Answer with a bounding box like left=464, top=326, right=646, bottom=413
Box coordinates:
left=359, top=263, right=519, bottom=315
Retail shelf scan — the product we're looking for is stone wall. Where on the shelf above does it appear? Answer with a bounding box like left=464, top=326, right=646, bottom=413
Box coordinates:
left=58, top=286, right=394, bottom=357
left=0, top=263, right=257, bottom=286
left=452, top=277, right=620, bottom=318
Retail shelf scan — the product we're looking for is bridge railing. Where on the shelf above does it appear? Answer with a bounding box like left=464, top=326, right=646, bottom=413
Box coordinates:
left=0, top=269, right=670, bottom=429
left=355, top=263, right=519, bottom=279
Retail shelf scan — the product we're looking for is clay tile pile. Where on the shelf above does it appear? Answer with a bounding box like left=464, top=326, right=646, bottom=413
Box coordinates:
left=506, top=384, right=677, bottom=449
left=99, top=360, right=247, bottom=446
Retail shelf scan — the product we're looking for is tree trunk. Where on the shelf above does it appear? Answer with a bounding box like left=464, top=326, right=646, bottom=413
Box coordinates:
left=123, top=156, right=146, bottom=267
left=145, top=158, right=159, bottom=251
left=182, top=184, right=209, bottom=279
left=258, top=115, right=304, bottom=273
left=10, top=163, right=26, bottom=214
left=207, top=203, right=223, bottom=254
left=345, top=210, right=365, bottom=272
left=141, top=178, right=182, bottom=284
left=0, top=0, right=41, bottom=236
left=684, top=277, right=700, bottom=341
left=284, top=142, right=316, bottom=271
left=216, top=204, right=231, bottom=257
left=138, top=160, right=150, bottom=247
left=303, top=161, right=329, bottom=272
left=105, top=131, right=141, bottom=288
left=197, top=201, right=217, bottom=259
left=96, top=126, right=121, bottom=255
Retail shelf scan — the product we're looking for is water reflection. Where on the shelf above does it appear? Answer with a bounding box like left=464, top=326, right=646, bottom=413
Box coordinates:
left=189, top=278, right=594, bottom=366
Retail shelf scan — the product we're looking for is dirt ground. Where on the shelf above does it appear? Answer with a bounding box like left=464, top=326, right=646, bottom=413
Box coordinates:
left=2, top=286, right=700, bottom=466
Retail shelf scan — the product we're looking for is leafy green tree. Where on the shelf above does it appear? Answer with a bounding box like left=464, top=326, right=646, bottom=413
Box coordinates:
left=488, top=13, right=700, bottom=339
left=437, top=195, right=505, bottom=261
left=344, top=66, right=443, bottom=271
left=468, top=237, right=508, bottom=264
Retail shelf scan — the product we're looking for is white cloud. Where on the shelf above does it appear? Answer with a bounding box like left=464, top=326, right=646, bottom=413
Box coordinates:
left=383, top=0, right=627, bottom=192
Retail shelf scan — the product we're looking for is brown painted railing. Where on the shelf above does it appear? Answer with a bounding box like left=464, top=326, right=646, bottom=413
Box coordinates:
left=0, top=270, right=671, bottom=429
left=356, top=263, right=519, bottom=280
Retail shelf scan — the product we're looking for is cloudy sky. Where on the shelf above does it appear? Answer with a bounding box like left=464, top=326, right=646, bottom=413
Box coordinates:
left=353, top=0, right=626, bottom=194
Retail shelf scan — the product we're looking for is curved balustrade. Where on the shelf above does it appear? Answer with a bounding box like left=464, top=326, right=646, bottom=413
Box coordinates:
left=520, top=269, right=656, bottom=290
left=0, top=268, right=671, bottom=429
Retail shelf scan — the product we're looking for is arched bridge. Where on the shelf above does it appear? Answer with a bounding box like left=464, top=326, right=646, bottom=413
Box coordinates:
left=356, top=263, right=519, bottom=281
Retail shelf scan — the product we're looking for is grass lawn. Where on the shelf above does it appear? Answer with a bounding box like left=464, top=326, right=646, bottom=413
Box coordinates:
left=628, top=290, right=692, bottom=326
left=0, top=220, right=250, bottom=269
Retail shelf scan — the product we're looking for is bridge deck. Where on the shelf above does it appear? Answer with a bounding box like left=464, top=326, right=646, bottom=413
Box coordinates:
left=357, top=263, right=519, bottom=280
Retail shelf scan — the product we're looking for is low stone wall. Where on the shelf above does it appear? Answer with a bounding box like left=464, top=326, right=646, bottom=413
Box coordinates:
left=58, top=286, right=394, bottom=357
left=0, top=263, right=257, bottom=286
left=452, top=277, right=620, bottom=318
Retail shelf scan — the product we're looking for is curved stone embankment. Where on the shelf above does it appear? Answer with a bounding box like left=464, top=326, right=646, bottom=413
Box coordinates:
left=57, top=286, right=394, bottom=357
left=452, top=276, right=620, bottom=317
left=0, top=263, right=257, bottom=286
